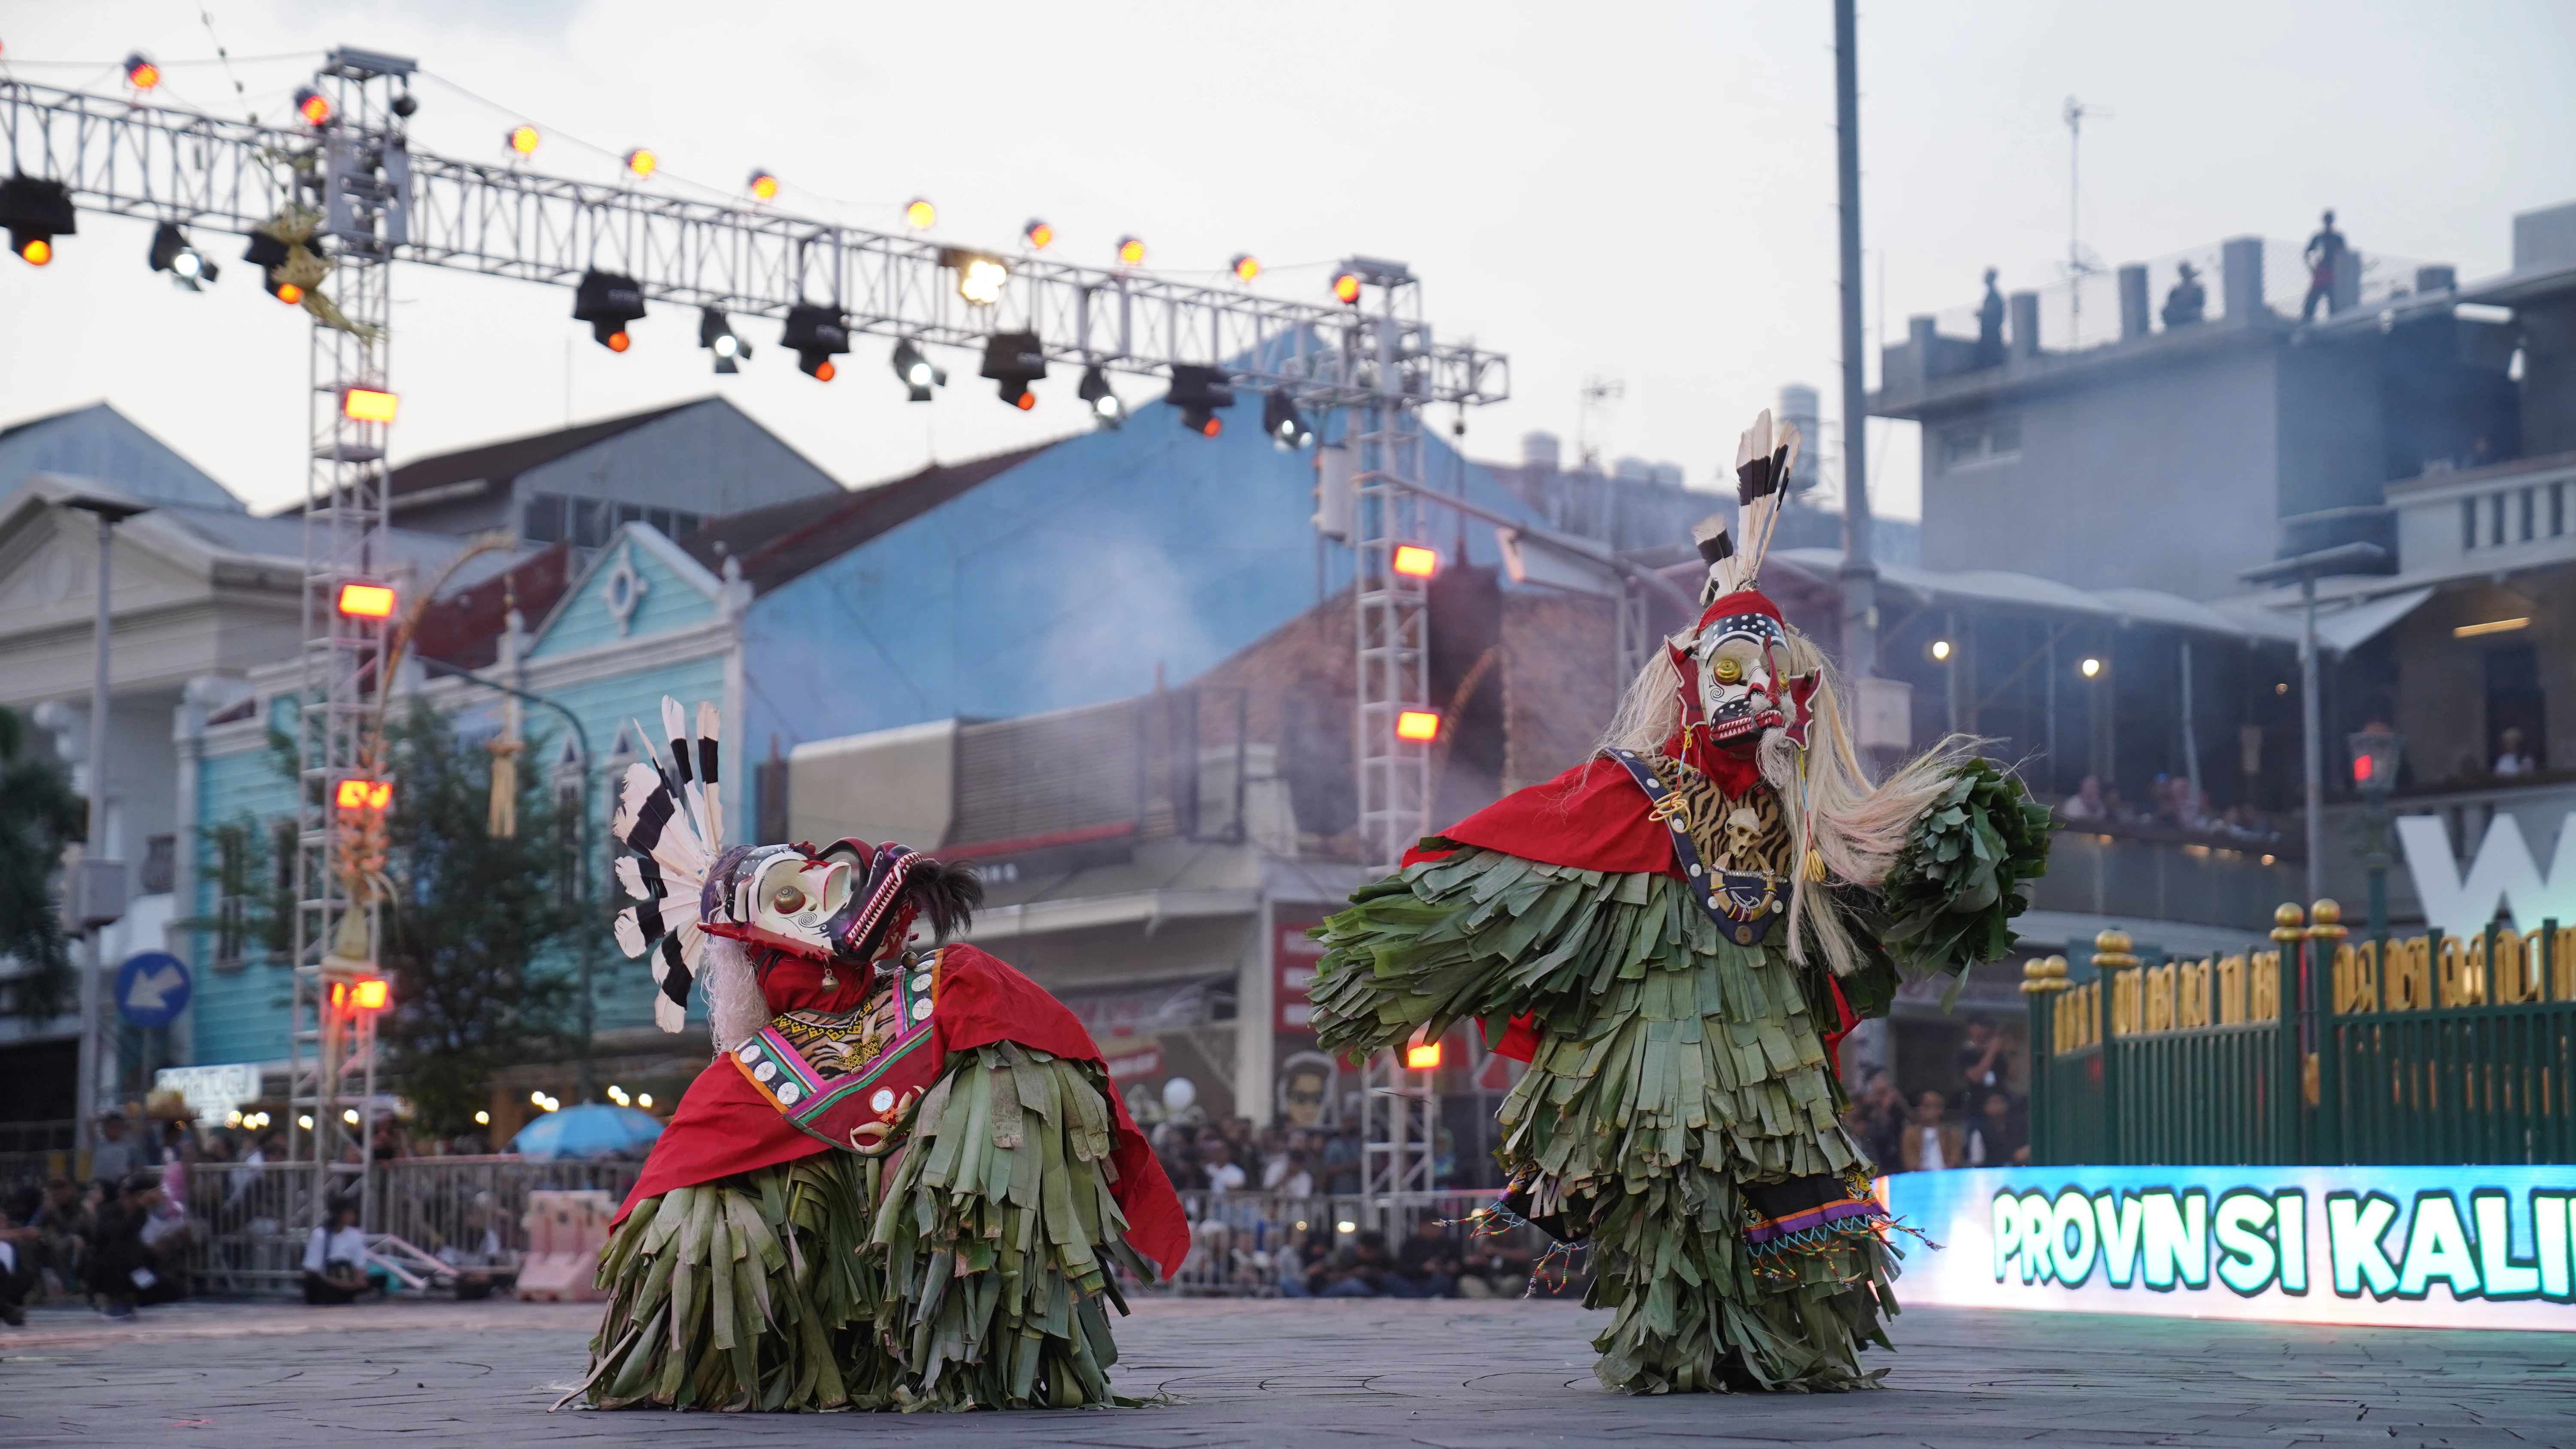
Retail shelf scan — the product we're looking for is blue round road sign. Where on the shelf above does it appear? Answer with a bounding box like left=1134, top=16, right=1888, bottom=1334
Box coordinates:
left=115, top=951, right=192, bottom=1028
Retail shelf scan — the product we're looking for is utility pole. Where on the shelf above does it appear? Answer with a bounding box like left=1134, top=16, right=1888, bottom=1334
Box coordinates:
left=2239, top=543, right=2386, bottom=906
left=1834, top=0, right=1878, bottom=681
left=63, top=497, right=145, bottom=1157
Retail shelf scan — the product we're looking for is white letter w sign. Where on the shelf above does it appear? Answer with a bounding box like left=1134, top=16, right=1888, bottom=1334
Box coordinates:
left=2396, top=811, right=2576, bottom=939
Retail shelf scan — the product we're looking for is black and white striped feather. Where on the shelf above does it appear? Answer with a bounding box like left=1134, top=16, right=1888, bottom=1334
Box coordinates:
left=609, top=696, right=727, bottom=1034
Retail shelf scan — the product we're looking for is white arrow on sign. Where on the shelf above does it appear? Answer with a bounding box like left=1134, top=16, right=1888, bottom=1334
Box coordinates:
left=124, top=961, right=188, bottom=1014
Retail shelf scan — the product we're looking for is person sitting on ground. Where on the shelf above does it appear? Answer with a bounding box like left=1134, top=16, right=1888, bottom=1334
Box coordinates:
left=1900, top=1091, right=1965, bottom=1173
left=2059, top=775, right=2108, bottom=822
left=1274, top=1228, right=1329, bottom=1298
left=0, top=1200, right=42, bottom=1326
left=30, top=1176, right=84, bottom=1299
left=1394, top=1218, right=1462, bottom=1299
left=301, top=1200, right=374, bottom=1306
left=1315, top=1230, right=1399, bottom=1297
left=86, top=1173, right=185, bottom=1317
left=1965, top=1090, right=2028, bottom=1168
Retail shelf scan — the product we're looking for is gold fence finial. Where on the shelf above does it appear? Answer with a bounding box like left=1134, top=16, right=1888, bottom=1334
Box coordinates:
left=2020, top=955, right=2072, bottom=994
left=2093, top=928, right=2137, bottom=970
left=2307, top=899, right=2348, bottom=941
left=2271, top=902, right=2307, bottom=943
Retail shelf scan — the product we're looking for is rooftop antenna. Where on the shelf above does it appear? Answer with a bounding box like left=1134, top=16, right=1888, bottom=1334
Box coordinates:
left=2063, top=95, right=2112, bottom=337
left=1575, top=375, right=1623, bottom=473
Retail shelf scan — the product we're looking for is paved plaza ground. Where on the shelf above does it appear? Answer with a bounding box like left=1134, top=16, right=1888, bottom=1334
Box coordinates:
left=3, top=1294, right=2568, bottom=1447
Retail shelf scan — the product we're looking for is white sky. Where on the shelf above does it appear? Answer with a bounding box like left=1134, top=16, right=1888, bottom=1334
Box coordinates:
left=4, top=0, right=2572, bottom=521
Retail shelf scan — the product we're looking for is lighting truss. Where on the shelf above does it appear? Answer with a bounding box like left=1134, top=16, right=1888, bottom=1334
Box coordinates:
left=0, top=75, right=1509, bottom=409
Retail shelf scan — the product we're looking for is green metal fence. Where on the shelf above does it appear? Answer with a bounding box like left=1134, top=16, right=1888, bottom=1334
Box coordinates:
left=2026, top=904, right=2574, bottom=1166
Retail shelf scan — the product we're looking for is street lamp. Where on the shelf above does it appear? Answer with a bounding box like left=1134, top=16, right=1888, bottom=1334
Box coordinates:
left=2348, top=724, right=2404, bottom=943
left=60, top=495, right=149, bottom=1161
left=2238, top=542, right=2389, bottom=906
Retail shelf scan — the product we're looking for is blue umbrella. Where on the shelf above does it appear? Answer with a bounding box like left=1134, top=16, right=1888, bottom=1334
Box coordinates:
left=510, top=1103, right=665, bottom=1161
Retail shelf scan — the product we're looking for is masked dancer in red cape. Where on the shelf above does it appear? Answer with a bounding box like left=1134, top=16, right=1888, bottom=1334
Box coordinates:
left=1307, top=412, right=2051, bottom=1393
left=561, top=700, right=1187, bottom=1412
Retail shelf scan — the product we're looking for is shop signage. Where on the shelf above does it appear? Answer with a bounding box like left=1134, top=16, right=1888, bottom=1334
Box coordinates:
left=1884, top=1164, right=2576, bottom=1332
left=2396, top=811, right=2576, bottom=940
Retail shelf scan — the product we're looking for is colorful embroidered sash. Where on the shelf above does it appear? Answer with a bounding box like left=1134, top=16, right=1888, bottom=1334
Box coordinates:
left=729, top=948, right=945, bottom=1152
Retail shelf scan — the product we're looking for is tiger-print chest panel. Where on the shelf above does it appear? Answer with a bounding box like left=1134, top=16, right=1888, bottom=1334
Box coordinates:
left=1649, top=755, right=1791, bottom=875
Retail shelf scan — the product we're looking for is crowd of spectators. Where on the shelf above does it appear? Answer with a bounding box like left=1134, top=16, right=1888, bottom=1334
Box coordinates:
left=1841, top=1015, right=2032, bottom=1175
left=2057, top=773, right=2281, bottom=846
left=1150, top=1115, right=1373, bottom=1199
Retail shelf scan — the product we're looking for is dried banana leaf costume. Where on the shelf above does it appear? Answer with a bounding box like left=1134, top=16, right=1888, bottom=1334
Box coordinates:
left=570, top=698, right=1186, bottom=1413
left=1308, top=418, right=2049, bottom=1395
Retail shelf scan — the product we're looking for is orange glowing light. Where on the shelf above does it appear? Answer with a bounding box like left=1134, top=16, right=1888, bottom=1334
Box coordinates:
left=904, top=198, right=936, bottom=229
left=1116, top=236, right=1145, bottom=266
left=748, top=170, right=779, bottom=200
left=19, top=237, right=50, bottom=266
left=336, top=582, right=396, bottom=618
left=1198, top=416, right=1222, bottom=438
left=507, top=125, right=540, bottom=156
left=624, top=147, right=657, bottom=179
left=1015, top=391, right=1037, bottom=412
left=296, top=89, right=331, bottom=126
left=1024, top=219, right=1053, bottom=249
left=351, top=977, right=389, bottom=1011
left=1391, top=545, right=1439, bottom=578
left=126, top=58, right=161, bottom=91
left=813, top=360, right=836, bottom=382
left=1231, top=253, right=1260, bottom=282
left=606, top=330, right=631, bottom=353
left=1405, top=1042, right=1442, bottom=1070
left=341, top=387, right=398, bottom=423
left=1331, top=272, right=1361, bottom=304
left=1395, top=710, right=1441, bottom=743
left=2352, top=755, right=2373, bottom=784
left=276, top=282, right=303, bottom=304
left=335, top=778, right=393, bottom=811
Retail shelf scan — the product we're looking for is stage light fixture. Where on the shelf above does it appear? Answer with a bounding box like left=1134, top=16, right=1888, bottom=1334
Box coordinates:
left=294, top=87, right=332, bottom=126
left=623, top=147, right=657, bottom=179
left=507, top=124, right=540, bottom=156
left=699, top=306, right=752, bottom=374
left=1405, top=1041, right=1443, bottom=1071
left=1116, top=235, right=1145, bottom=267
left=336, top=582, right=396, bottom=618
left=351, top=977, right=390, bottom=1011
left=748, top=169, right=779, bottom=201
left=1331, top=270, right=1362, bottom=305
left=781, top=305, right=850, bottom=380
left=124, top=54, right=160, bottom=91
left=1023, top=219, right=1053, bottom=249
left=1231, top=253, right=1260, bottom=283
left=1929, top=639, right=1952, bottom=662
left=1078, top=366, right=1123, bottom=428
left=890, top=339, right=945, bottom=402
left=940, top=249, right=1009, bottom=306
left=1262, top=391, right=1312, bottom=449
left=2080, top=657, right=2103, bottom=679
left=1168, top=365, right=1235, bottom=437
left=981, top=330, right=1047, bottom=410
left=341, top=388, right=398, bottom=423
left=1395, top=710, right=1442, bottom=743
left=905, top=198, right=935, bottom=230
left=1, top=175, right=76, bottom=267
left=335, top=778, right=393, bottom=810
left=574, top=270, right=646, bottom=351
left=148, top=222, right=218, bottom=291
left=1392, top=545, right=1439, bottom=578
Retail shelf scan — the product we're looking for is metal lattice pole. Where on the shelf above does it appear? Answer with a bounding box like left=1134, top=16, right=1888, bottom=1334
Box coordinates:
left=286, top=51, right=408, bottom=1233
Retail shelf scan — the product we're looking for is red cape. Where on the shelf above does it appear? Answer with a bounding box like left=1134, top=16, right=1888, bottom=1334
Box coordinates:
left=613, top=943, right=1189, bottom=1282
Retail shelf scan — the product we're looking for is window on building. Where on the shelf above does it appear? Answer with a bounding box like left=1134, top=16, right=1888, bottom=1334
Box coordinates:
left=571, top=499, right=607, bottom=549
left=644, top=507, right=674, bottom=538
left=523, top=494, right=565, bottom=543
left=2463, top=497, right=2479, bottom=550
left=669, top=511, right=703, bottom=539
left=141, top=834, right=176, bottom=895
left=1940, top=418, right=2022, bottom=472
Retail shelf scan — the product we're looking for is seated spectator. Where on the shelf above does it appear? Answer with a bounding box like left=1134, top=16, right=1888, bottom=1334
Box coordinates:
left=1900, top=1092, right=1964, bottom=1172
left=2495, top=728, right=2537, bottom=777
left=2059, top=776, right=2108, bottom=822
left=87, top=1173, right=186, bottom=1316
left=1315, top=1230, right=1399, bottom=1297
left=30, top=1176, right=84, bottom=1297
left=1965, top=1090, right=2028, bottom=1167
left=303, top=1200, right=375, bottom=1306
left=1275, top=1228, right=1330, bottom=1298
left=1453, top=1241, right=1529, bottom=1299
left=0, top=1201, right=40, bottom=1326
left=1394, top=1219, right=1461, bottom=1299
